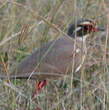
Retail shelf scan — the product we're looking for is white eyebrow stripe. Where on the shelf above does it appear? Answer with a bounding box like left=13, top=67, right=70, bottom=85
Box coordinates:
left=80, top=21, right=92, bottom=25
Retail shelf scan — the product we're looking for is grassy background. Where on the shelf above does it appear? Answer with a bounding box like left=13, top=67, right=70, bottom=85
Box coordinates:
left=0, top=0, right=109, bottom=110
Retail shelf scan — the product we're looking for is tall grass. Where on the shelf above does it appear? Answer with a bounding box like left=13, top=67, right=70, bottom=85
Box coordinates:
left=0, top=0, right=108, bottom=110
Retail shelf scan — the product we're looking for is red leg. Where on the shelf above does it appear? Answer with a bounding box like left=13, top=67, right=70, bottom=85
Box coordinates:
left=32, top=80, right=47, bottom=97
left=37, top=80, right=47, bottom=91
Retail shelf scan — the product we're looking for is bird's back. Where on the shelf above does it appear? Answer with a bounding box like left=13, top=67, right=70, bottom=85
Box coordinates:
left=12, top=36, right=81, bottom=79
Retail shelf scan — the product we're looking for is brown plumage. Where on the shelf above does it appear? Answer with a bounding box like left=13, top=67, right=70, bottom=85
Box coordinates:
left=14, top=36, right=83, bottom=79
left=0, top=19, right=105, bottom=80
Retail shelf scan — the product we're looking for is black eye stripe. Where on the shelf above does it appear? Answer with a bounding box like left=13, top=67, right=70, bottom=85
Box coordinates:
left=78, top=25, right=94, bottom=31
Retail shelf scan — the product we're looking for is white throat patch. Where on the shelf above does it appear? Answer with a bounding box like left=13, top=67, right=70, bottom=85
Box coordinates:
left=76, top=34, right=89, bottom=42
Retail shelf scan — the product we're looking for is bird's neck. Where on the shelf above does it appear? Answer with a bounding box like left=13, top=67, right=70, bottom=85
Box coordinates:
left=75, top=34, right=89, bottom=42
left=73, top=35, right=89, bottom=53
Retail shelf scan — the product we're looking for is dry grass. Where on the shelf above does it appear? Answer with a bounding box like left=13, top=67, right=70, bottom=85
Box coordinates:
left=0, top=0, right=109, bottom=110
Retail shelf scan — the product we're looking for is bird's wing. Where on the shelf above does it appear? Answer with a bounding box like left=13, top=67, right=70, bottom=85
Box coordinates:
left=11, top=36, right=76, bottom=79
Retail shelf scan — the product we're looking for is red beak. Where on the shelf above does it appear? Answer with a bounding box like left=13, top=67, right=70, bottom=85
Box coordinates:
left=93, top=27, right=105, bottom=32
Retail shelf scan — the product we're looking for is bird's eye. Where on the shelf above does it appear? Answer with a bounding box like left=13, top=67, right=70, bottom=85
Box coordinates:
left=83, top=24, right=95, bottom=32
left=86, top=25, right=93, bottom=31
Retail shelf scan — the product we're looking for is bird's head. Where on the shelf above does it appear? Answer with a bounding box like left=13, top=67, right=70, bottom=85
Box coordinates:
left=67, top=19, right=105, bottom=41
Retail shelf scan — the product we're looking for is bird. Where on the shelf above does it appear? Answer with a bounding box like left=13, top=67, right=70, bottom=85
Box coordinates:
left=0, top=19, right=105, bottom=91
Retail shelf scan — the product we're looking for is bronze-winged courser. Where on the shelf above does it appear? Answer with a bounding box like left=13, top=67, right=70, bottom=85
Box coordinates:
left=0, top=19, right=105, bottom=90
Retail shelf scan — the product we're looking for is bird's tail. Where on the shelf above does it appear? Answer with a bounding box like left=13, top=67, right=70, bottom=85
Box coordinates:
left=0, top=73, right=30, bottom=80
